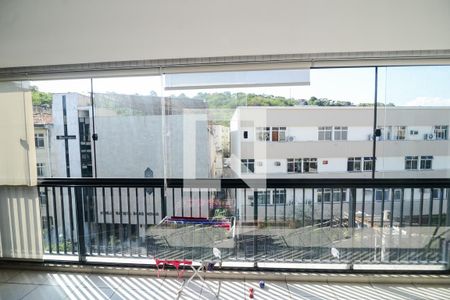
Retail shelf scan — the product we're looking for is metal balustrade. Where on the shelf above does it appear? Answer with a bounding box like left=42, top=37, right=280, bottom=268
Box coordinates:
left=38, top=178, right=450, bottom=270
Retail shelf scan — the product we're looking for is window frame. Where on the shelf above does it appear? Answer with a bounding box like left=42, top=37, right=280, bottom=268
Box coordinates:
left=318, top=126, right=332, bottom=141
left=241, top=159, right=255, bottom=174
left=334, top=126, right=348, bottom=141
left=405, top=156, right=419, bottom=170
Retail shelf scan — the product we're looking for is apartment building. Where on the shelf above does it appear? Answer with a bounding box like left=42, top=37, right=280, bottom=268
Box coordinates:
left=231, top=106, right=450, bottom=178
left=230, top=106, right=450, bottom=223
left=33, top=106, right=53, bottom=178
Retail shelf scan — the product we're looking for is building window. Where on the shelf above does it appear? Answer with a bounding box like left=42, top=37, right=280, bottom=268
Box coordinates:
left=274, top=161, right=281, bottom=166
left=434, top=125, right=448, bottom=140
left=318, top=126, right=332, bottom=140
left=363, top=157, right=373, bottom=171
left=334, top=126, right=348, bottom=141
left=241, top=159, right=255, bottom=173
left=257, top=127, right=287, bottom=142
left=432, top=188, right=442, bottom=200
left=35, top=133, right=45, bottom=148
left=243, top=131, right=248, bottom=139
left=375, top=189, right=390, bottom=201
left=409, top=130, right=419, bottom=136
left=393, top=189, right=402, bottom=201
left=405, top=156, right=419, bottom=170
left=36, top=163, right=45, bottom=177
left=420, top=156, right=433, bottom=170
left=272, top=127, right=286, bottom=142
left=256, top=191, right=270, bottom=205
left=317, top=188, right=347, bottom=202
left=303, top=158, right=317, bottom=173
left=393, top=126, right=406, bottom=140
left=256, top=161, right=263, bottom=167
left=256, top=127, right=270, bottom=141
left=273, top=190, right=286, bottom=204
left=287, top=158, right=302, bottom=173
left=347, top=157, right=362, bottom=172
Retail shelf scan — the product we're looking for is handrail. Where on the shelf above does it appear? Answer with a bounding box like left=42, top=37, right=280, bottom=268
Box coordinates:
left=38, top=177, right=450, bottom=188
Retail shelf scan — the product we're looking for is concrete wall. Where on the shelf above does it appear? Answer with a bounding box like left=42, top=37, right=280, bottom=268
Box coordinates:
left=1, top=0, right=450, bottom=68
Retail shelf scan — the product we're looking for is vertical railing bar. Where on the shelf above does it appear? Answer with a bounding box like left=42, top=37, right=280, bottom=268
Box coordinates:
left=67, top=187, right=75, bottom=255
left=44, top=187, right=52, bottom=254
left=118, top=188, right=124, bottom=256
left=102, top=187, right=107, bottom=256
left=265, top=188, right=268, bottom=224
left=390, top=188, right=395, bottom=228
left=152, top=189, right=156, bottom=225
left=236, top=188, right=240, bottom=261
left=428, top=188, right=434, bottom=226
left=136, top=188, right=140, bottom=257
left=75, top=187, right=86, bottom=262
left=51, top=187, right=59, bottom=254
left=330, top=188, right=334, bottom=227
left=359, top=189, right=364, bottom=263
left=253, top=187, right=257, bottom=261
left=339, top=188, right=343, bottom=227
left=85, top=188, right=93, bottom=256
left=234, top=188, right=238, bottom=221
left=380, top=188, right=385, bottom=228
left=419, top=188, right=424, bottom=226
left=408, top=188, right=414, bottom=262
left=311, top=188, right=315, bottom=226
left=243, top=189, right=247, bottom=222
left=397, top=195, right=403, bottom=264
left=370, top=187, right=375, bottom=228
left=94, top=187, right=100, bottom=256
left=292, top=188, right=296, bottom=223
left=399, top=188, right=405, bottom=227
left=127, top=188, right=132, bottom=256
left=144, top=188, right=149, bottom=258
left=438, top=187, right=444, bottom=227
left=418, top=188, right=424, bottom=263
left=59, top=187, right=67, bottom=254
left=310, top=188, right=314, bottom=262
left=110, top=187, right=116, bottom=256
left=387, top=188, right=393, bottom=263
left=410, top=188, right=414, bottom=227
left=283, top=188, right=287, bottom=223
left=302, top=188, right=305, bottom=227
left=190, top=188, right=193, bottom=217
left=160, top=187, right=167, bottom=219
left=361, top=188, right=365, bottom=227
left=320, top=188, right=324, bottom=227
left=198, top=189, right=201, bottom=217
left=173, top=188, right=177, bottom=217
left=274, top=188, right=277, bottom=223
left=207, top=189, right=211, bottom=218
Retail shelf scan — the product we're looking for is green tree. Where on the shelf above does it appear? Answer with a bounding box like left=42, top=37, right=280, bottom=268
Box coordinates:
left=31, top=86, right=53, bottom=107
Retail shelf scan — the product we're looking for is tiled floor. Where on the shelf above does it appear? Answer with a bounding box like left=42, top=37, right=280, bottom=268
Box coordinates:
left=0, top=269, right=450, bottom=299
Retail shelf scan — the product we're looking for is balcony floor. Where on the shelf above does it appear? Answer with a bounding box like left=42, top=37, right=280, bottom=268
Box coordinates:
left=1, top=267, right=450, bottom=299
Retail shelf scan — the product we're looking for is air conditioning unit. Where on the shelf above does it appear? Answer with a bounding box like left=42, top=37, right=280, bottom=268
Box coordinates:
left=287, top=136, right=295, bottom=142
left=424, top=134, right=434, bottom=140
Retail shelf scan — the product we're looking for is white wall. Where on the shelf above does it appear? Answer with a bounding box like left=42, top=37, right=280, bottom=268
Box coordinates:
left=1, top=0, right=449, bottom=68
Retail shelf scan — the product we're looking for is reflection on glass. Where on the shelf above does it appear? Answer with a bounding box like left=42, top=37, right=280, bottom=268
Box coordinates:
left=376, top=66, right=450, bottom=179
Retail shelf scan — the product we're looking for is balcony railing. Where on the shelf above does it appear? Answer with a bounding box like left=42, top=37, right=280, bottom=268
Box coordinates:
left=37, top=178, right=450, bottom=270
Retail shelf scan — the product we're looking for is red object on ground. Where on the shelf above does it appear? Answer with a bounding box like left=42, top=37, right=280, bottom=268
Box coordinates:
left=249, top=287, right=254, bottom=298
left=155, top=259, right=193, bottom=279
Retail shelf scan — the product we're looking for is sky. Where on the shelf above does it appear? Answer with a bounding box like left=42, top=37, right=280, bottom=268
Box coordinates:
left=31, top=66, right=450, bottom=106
